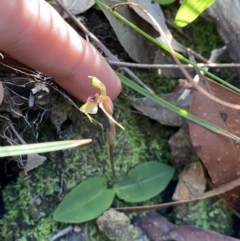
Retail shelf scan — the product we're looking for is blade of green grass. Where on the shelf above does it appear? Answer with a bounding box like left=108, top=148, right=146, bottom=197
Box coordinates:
left=95, top=0, right=240, bottom=94
left=0, top=139, right=92, bottom=157
left=117, top=72, right=240, bottom=142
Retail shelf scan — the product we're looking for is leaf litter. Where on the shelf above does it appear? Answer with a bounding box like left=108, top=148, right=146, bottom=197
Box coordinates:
left=128, top=86, right=192, bottom=126
left=136, top=212, right=239, bottom=241
left=189, top=77, right=240, bottom=215
left=99, top=0, right=188, bottom=78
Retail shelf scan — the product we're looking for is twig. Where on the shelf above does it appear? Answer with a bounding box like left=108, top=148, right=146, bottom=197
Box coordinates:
left=0, top=61, right=41, bottom=78
left=107, top=60, right=240, bottom=69
left=49, top=226, right=73, bottom=241
left=181, top=48, right=240, bottom=110
left=54, top=0, right=154, bottom=94
left=179, top=46, right=226, bottom=101
left=7, top=120, right=27, bottom=145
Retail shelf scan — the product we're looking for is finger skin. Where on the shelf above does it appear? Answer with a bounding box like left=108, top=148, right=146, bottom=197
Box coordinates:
left=0, top=0, right=121, bottom=101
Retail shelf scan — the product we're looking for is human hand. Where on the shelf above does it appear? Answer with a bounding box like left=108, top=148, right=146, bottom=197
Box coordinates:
left=0, top=0, right=121, bottom=101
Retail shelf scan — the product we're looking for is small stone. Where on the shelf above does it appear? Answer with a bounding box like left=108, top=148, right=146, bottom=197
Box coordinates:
left=97, top=209, right=142, bottom=241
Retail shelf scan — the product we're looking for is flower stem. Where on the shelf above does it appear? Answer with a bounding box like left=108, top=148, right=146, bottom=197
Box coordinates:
left=109, top=123, right=116, bottom=183
left=109, top=143, right=116, bottom=184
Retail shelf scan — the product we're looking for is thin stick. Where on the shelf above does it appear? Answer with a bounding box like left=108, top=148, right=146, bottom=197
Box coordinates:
left=50, top=226, right=73, bottom=241
left=107, top=61, right=240, bottom=69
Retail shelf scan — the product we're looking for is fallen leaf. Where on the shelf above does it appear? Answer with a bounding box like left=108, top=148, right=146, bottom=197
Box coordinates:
left=189, top=77, right=240, bottom=215
left=61, top=0, right=95, bottom=18
left=24, top=154, right=47, bottom=173
left=99, top=0, right=191, bottom=78
left=98, top=0, right=160, bottom=64
left=136, top=212, right=239, bottom=241
left=127, top=0, right=188, bottom=78
left=128, top=0, right=185, bottom=53
left=128, top=87, right=192, bottom=127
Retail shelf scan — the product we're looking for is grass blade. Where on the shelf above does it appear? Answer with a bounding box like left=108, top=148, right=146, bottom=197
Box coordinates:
left=117, top=72, right=240, bottom=142
left=0, top=139, right=92, bottom=157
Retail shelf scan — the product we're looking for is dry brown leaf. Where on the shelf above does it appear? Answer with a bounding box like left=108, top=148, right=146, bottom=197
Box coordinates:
left=189, top=77, right=240, bottom=215
left=136, top=212, right=239, bottom=241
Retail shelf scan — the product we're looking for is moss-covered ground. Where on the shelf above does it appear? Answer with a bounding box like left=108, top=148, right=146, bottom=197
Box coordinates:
left=0, top=2, right=235, bottom=241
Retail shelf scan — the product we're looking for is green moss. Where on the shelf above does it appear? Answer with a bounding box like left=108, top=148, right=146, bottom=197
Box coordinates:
left=186, top=18, right=224, bottom=57
left=122, top=69, right=177, bottom=98
left=173, top=198, right=233, bottom=234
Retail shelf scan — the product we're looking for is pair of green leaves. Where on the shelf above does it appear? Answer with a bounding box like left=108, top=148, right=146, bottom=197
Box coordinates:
left=153, top=0, right=216, bottom=27
left=53, top=161, right=174, bottom=223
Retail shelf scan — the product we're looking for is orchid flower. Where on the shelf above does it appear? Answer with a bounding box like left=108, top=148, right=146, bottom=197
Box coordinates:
left=80, top=76, right=124, bottom=131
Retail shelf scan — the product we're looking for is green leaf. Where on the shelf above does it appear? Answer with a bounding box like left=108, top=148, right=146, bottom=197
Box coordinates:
left=152, top=0, right=176, bottom=5
left=114, top=161, right=174, bottom=203
left=53, top=176, right=115, bottom=223
left=0, top=139, right=91, bottom=157
left=175, top=0, right=216, bottom=27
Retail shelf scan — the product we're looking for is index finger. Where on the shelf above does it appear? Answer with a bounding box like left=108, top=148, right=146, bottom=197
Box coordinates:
left=0, top=0, right=122, bottom=101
